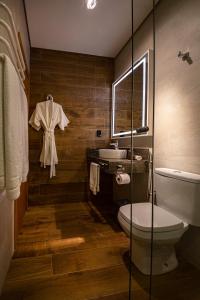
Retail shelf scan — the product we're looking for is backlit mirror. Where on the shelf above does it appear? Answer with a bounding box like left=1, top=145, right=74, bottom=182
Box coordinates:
left=111, top=52, right=149, bottom=138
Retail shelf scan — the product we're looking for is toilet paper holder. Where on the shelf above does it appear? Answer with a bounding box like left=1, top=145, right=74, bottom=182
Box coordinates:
left=116, top=164, right=125, bottom=174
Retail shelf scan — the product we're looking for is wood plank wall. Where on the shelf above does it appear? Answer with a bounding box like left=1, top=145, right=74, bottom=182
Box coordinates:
left=29, top=48, right=114, bottom=205
left=14, top=183, right=28, bottom=241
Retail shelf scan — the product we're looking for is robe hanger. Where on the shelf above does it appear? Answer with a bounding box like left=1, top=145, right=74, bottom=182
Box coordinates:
left=46, top=94, right=53, bottom=101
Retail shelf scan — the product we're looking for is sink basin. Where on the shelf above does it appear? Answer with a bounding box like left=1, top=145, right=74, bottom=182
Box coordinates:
left=99, top=149, right=127, bottom=159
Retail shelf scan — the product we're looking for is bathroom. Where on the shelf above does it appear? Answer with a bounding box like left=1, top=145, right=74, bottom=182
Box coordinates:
left=0, top=0, right=200, bottom=299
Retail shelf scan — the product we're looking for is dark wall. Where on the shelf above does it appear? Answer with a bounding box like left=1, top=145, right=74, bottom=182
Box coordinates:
left=29, top=48, right=114, bottom=205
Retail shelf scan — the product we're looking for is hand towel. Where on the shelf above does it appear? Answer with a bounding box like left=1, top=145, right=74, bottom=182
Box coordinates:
left=90, top=162, right=100, bottom=195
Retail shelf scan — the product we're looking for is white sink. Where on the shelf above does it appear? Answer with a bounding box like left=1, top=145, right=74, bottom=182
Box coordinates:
left=99, top=149, right=127, bottom=159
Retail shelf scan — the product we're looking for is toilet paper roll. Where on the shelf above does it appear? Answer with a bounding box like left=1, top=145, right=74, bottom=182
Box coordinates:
left=134, top=155, right=143, bottom=161
left=116, top=173, right=130, bottom=185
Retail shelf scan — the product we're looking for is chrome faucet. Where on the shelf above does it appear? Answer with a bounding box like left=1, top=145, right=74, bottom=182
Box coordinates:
left=110, top=140, right=118, bottom=149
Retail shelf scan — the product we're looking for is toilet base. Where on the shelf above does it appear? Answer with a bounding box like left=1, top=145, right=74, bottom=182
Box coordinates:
left=131, top=238, right=178, bottom=275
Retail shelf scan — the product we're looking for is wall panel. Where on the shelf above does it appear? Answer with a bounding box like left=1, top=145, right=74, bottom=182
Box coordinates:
left=29, top=48, right=114, bottom=205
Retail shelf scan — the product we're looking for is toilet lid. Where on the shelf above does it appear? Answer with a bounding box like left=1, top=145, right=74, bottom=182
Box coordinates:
left=119, top=203, right=184, bottom=232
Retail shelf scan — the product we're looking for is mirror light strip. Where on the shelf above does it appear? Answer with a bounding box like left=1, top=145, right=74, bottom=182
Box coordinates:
left=142, top=56, right=147, bottom=127
left=112, top=52, right=148, bottom=138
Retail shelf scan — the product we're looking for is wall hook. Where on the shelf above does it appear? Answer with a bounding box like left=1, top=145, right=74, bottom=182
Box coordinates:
left=46, top=94, right=54, bottom=101
left=178, top=51, right=193, bottom=65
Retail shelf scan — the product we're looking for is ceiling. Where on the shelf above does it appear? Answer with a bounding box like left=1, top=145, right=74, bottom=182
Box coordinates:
left=25, top=0, right=155, bottom=58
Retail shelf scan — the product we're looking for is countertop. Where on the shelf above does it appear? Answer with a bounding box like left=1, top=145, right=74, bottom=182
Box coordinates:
left=87, top=152, right=148, bottom=174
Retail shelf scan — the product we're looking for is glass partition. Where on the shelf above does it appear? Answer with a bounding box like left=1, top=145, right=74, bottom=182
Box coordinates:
left=126, top=0, right=154, bottom=299
left=151, top=0, right=200, bottom=299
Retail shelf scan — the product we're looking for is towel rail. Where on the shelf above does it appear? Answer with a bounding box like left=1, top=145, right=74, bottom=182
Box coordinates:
left=0, top=36, right=25, bottom=87
left=0, top=2, right=26, bottom=70
left=0, top=2, right=26, bottom=80
left=0, top=19, right=25, bottom=80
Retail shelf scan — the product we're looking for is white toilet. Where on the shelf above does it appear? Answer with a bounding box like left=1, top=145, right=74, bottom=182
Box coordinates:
left=118, top=168, right=200, bottom=275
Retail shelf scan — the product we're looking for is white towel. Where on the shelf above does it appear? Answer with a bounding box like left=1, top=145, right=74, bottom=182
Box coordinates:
left=0, top=54, right=28, bottom=200
left=20, top=87, right=29, bottom=182
left=90, top=162, right=100, bottom=195
left=0, top=58, right=4, bottom=192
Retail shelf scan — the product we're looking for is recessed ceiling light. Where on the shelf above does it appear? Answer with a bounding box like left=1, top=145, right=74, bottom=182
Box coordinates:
left=86, top=0, right=97, bottom=10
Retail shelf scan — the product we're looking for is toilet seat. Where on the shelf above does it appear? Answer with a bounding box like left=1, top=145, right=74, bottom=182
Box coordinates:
left=119, top=203, right=184, bottom=232
left=118, top=203, right=188, bottom=241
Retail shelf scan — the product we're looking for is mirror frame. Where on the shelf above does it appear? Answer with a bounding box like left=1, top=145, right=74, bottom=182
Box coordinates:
left=111, top=51, right=149, bottom=138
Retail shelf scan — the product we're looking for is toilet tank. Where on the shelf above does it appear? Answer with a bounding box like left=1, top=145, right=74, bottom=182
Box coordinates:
left=154, top=168, right=200, bottom=226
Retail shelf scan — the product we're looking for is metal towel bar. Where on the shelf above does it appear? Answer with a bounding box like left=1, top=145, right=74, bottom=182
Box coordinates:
left=0, top=20, right=25, bottom=80
left=0, top=36, right=25, bottom=87
left=0, top=2, right=26, bottom=82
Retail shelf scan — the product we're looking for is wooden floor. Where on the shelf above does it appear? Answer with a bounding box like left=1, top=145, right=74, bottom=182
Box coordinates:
left=1, top=201, right=200, bottom=300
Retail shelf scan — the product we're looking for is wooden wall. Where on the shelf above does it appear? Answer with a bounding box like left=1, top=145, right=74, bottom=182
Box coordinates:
left=29, top=48, right=114, bottom=205
left=115, top=65, right=143, bottom=133
left=115, top=73, right=132, bottom=133
left=14, top=183, right=28, bottom=241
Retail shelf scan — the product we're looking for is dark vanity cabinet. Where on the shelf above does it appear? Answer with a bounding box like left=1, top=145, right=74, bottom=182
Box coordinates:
left=87, top=149, right=149, bottom=209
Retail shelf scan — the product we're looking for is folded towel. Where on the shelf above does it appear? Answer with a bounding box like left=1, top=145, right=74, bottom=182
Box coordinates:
left=90, top=162, right=100, bottom=195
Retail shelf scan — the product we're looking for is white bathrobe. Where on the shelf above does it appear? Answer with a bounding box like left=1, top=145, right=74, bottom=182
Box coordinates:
left=29, top=100, right=69, bottom=178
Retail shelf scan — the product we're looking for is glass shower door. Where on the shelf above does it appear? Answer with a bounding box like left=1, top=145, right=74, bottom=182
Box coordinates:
left=129, top=0, right=155, bottom=298
left=151, top=0, right=200, bottom=299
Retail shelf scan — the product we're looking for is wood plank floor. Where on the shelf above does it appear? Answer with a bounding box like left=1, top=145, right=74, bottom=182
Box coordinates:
left=1, top=201, right=200, bottom=300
